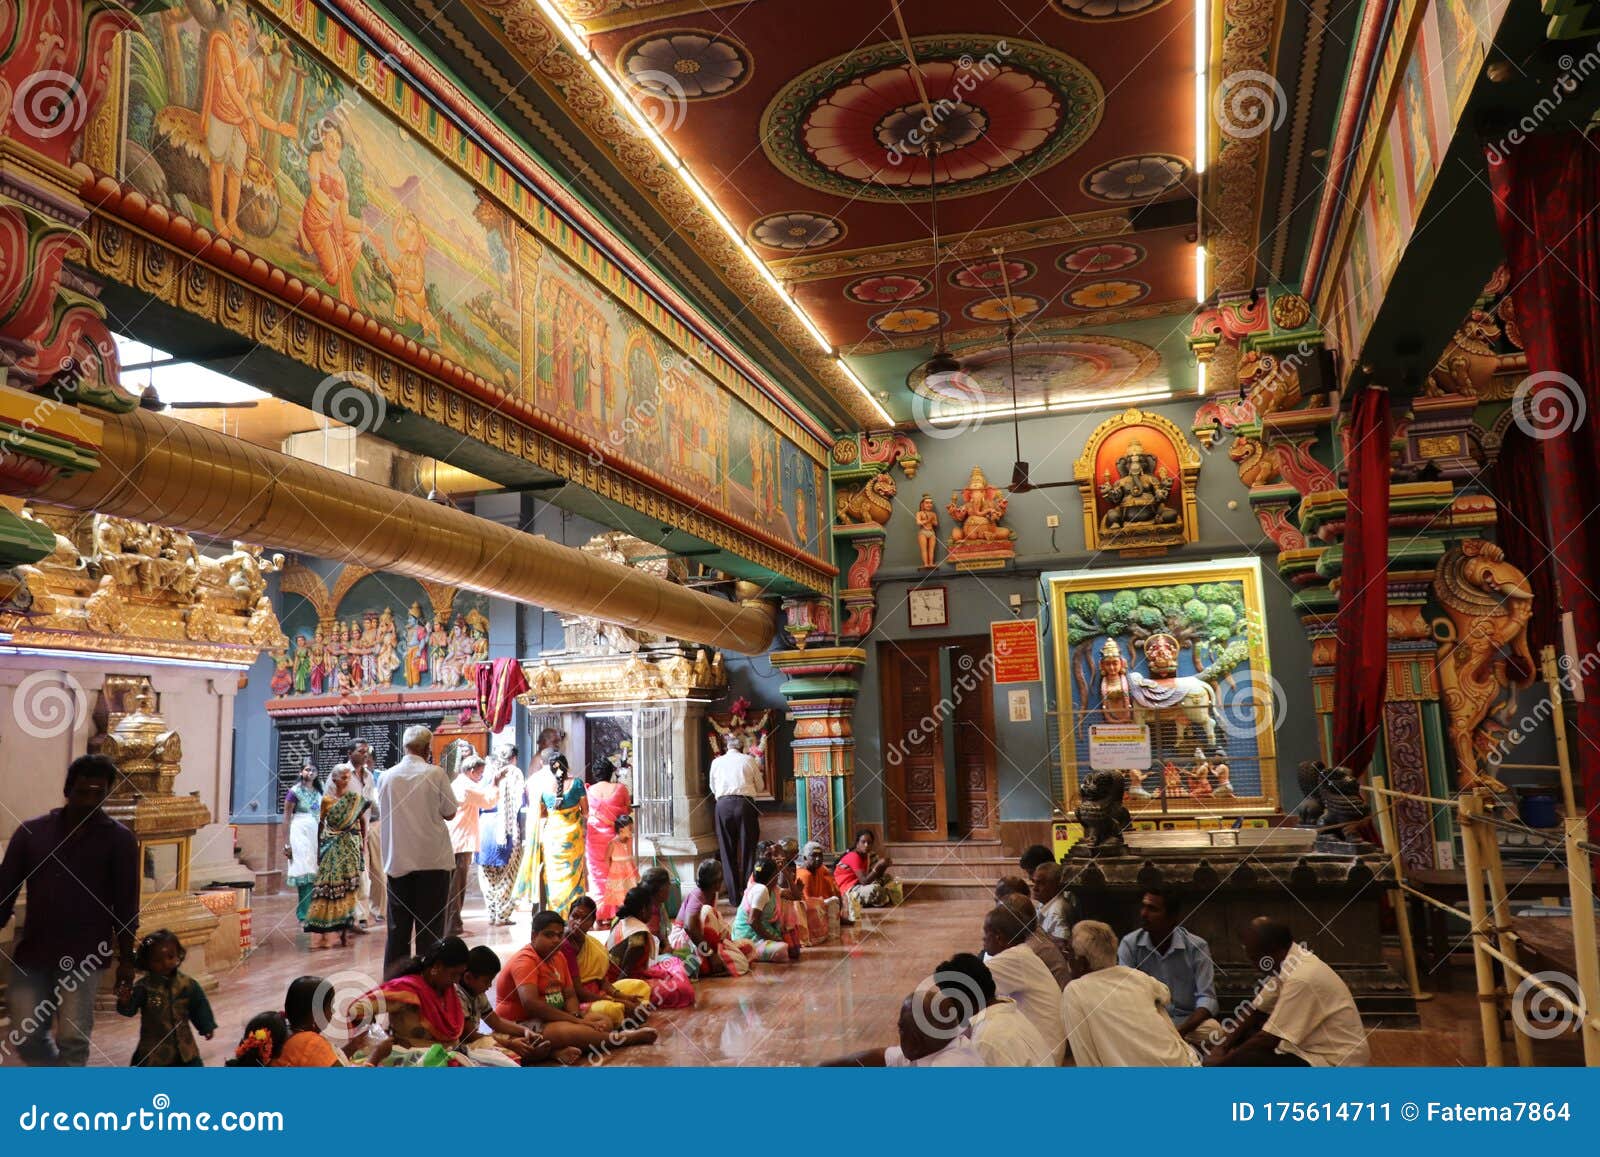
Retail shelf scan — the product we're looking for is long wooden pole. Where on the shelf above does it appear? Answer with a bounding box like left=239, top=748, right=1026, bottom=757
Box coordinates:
left=1540, top=645, right=1579, bottom=817
left=1369, top=774, right=1426, bottom=999
left=1564, top=817, right=1600, bottom=1066
left=1478, top=807, right=1534, bottom=1065
left=1459, top=792, right=1505, bottom=1065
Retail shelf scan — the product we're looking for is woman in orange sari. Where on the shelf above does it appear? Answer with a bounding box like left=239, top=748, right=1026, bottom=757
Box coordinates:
left=584, top=756, right=631, bottom=911
left=297, top=122, right=365, bottom=304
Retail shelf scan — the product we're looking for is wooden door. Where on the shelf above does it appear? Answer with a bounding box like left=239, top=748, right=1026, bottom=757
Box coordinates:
left=879, top=640, right=947, bottom=841
left=950, top=637, right=1000, bottom=839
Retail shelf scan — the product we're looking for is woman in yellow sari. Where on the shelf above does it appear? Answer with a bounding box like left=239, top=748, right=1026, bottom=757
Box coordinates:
left=517, top=752, right=587, bottom=914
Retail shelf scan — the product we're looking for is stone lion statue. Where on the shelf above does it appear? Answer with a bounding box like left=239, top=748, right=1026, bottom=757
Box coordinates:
left=1075, top=769, right=1131, bottom=855
left=834, top=471, right=897, bottom=527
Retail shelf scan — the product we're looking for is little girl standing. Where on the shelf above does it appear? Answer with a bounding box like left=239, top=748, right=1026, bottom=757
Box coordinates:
left=597, top=813, right=640, bottom=924
left=115, top=929, right=216, bottom=1066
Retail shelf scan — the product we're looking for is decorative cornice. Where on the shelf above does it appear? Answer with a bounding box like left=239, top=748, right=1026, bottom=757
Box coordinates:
left=1268, top=0, right=1333, bottom=280
left=458, top=0, right=884, bottom=426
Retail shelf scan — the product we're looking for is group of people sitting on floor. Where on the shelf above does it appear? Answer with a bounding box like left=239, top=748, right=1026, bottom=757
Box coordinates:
left=121, top=832, right=899, bottom=1067
left=824, top=843, right=1370, bottom=1068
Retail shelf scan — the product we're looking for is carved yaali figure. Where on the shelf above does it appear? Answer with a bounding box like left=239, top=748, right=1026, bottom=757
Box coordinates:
left=1434, top=540, right=1535, bottom=793
left=834, top=472, right=897, bottom=527
left=1075, top=769, right=1131, bottom=855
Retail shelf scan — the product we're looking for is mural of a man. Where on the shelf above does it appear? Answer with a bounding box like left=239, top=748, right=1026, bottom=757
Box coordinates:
left=199, top=3, right=294, bottom=241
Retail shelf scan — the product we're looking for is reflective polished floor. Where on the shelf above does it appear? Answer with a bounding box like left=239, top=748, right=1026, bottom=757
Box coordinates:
left=80, top=886, right=990, bottom=1067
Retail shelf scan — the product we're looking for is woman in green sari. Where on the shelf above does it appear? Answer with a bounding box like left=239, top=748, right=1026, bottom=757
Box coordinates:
left=305, top=766, right=371, bottom=948
left=518, top=752, right=587, bottom=915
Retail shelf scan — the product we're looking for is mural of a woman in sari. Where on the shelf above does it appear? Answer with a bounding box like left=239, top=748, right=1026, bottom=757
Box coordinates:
left=516, top=751, right=587, bottom=914
left=304, top=766, right=370, bottom=948
left=297, top=122, right=365, bottom=303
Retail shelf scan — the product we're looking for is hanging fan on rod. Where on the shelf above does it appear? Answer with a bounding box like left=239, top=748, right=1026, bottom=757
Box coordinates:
left=993, top=251, right=1078, bottom=494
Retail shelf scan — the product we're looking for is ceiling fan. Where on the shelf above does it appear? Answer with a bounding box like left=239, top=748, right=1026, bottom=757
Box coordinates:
left=992, top=253, right=1077, bottom=494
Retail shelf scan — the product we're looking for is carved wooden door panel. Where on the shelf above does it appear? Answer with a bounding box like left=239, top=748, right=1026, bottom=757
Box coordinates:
left=950, top=639, right=999, bottom=840
left=879, top=640, right=947, bottom=841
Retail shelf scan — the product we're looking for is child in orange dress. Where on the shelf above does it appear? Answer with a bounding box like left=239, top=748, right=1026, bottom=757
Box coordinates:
left=597, top=814, right=640, bottom=924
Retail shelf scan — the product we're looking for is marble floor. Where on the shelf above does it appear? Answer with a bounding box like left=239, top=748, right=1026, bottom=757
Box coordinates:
left=44, top=885, right=1587, bottom=1068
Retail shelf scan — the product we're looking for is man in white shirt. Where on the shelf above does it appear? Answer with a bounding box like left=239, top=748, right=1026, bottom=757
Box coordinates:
left=1206, top=917, right=1370, bottom=1067
left=445, top=754, right=502, bottom=938
left=1061, top=919, right=1199, bottom=1067
left=820, top=988, right=987, bottom=1068
left=376, top=725, right=457, bottom=972
left=1030, top=861, right=1075, bottom=952
left=708, top=733, right=763, bottom=906
left=935, top=952, right=1053, bottom=1065
left=328, top=742, right=383, bottom=929
left=981, top=903, right=1068, bottom=1063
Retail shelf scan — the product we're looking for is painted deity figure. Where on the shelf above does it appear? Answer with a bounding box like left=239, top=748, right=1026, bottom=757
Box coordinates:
left=404, top=603, right=428, bottom=687
left=1099, top=438, right=1178, bottom=531
left=200, top=3, right=295, bottom=242
left=1126, top=767, right=1152, bottom=800
left=358, top=611, right=381, bottom=686
left=946, top=467, right=1016, bottom=544
left=297, top=122, right=366, bottom=303
left=429, top=616, right=449, bottom=686
left=375, top=606, right=401, bottom=686
left=915, top=494, right=940, bottom=569
left=292, top=633, right=312, bottom=694
left=269, top=654, right=293, bottom=697
left=1211, top=752, right=1236, bottom=798
left=309, top=626, right=328, bottom=695
left=1098, top=637, right=1133, bottom=723
left=385, top=212, right=442, bottom=342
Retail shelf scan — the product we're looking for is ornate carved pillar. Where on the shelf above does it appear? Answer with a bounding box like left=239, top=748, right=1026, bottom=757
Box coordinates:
left=771, top=646, right=866, bottom=854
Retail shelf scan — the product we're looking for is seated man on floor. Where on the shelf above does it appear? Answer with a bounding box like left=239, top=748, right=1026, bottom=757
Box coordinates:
left=934, top=952, right=1054, bottom=1066
left=833, top=829, right=901, bottom=909
left=1117, top=887, right=1222, bottom=1050
left=1018, top=844, right=1056, bottom=880
left=819, top=987, right=986, bottom=1067
left=980, top=903, right=1067, bottom=1062
left=1030, top=861, right=1075, bottom=953
left=1205, top=917, right=1369, bottom=1067
left=1060, top=920, right=1198, bottom=1067
left=995, top=892, right=1072, bottom=988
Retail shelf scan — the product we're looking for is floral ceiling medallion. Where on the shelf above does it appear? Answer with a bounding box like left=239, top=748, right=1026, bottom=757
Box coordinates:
left=908, top=333, right=1163, bottom=408
left=1082, top=154, right=1189, bottom=202
left=749, top=211, right=846, bottom=251
left=1066, top=279, right=1151, bottom=310
left=844, top=274, right=931, bottom=305
left=617, top=30, right=754, bottom=101
left=964, top=294, right=1046, bottom=323
left=1050, top=0, right=1176, bottom=20
left=1058, top=241, right=1145, bottom=275
left=870, top=307, right=947, bottom=335
left=951, top=256, right=1037, bottom=290
left=761, top=37, right=1104, bottom=202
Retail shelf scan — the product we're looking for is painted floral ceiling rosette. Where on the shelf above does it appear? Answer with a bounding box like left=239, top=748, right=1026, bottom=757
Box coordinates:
left=844, top=273, right=930, bottom=305
left=869, top=307, right=946, bottom=335
left=1065, top=279, right=1150, bottom=309
left=618, top=30, right=753, bottom=100
left=1050, top=0, right=1175, bottom=19
left=1058, top=241, right=1145, bottom=275
left=749, top=211, right=845, bottom=251
left=761, top=37, right=1104, bottom=201
left=951, top=256, right=1037, bottom=290
left=908, top=332, right=1162, bottom=408
left=1082, top=154, right=1189, bottom=202
left=964, top=294, right=1046, bottom=323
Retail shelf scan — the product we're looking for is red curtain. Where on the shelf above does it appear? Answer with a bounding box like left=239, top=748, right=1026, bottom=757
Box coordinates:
left=1332, top=386, right=1391, bottom=775
left=1489, top=427, right=1560, bottom=653
left=1489, top=130, right=1600, bottom=840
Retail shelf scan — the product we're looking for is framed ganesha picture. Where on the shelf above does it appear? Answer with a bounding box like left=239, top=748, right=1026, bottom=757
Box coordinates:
left=1046, top=557, right=1280, bottom=816
left=1072, top=408, right=1201, bottom=556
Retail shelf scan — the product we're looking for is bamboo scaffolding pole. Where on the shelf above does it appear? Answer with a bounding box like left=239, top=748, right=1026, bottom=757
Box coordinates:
left=1540, top=645, right=1579, bottom=817
left=1394, top=879, right=1474, bottom=921
left=1369, top=774, right=1426, bottom=999
left=1564, top=818, right=1600, bottom=1065
left=1364, top=784, right=1461, bottom=808
left=1478, top=811, right=1535, bottom=1065
left=1459, top=792, right=1506, bottom=1066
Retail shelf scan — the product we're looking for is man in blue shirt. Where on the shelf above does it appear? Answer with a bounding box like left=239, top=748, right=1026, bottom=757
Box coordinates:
left=1118, top=887, right=1223, bottom=1052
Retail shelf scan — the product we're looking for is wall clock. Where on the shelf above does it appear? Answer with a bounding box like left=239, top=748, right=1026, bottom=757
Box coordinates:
left=908, top=586, right=948, bottom=628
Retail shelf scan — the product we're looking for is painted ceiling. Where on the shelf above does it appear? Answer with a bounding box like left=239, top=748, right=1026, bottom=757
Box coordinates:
left=542, top=0, right=1206, bottom=416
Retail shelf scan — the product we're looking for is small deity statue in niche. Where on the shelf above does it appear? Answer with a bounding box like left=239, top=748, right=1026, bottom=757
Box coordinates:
left=1098, top=638, right=1133, bottom=723
left=915, top=494, right=940, bottom=569
left=1099, top=438, right=1179, bottom=532
left=1186, top=747, right=1214, bottom=798
left=946, top=467, right=1015, bottom=546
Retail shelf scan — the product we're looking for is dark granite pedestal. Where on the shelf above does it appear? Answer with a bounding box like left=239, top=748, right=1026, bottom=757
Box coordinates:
left=1064, top=848, right=1418, bottom=1025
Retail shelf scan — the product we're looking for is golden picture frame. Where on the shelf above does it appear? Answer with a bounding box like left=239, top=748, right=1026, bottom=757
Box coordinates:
left=1048, top=556, right=1280, bottom=816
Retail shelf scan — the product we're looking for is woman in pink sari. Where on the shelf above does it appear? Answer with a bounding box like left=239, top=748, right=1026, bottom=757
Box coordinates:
left=584, top=757, right=631, bottom=908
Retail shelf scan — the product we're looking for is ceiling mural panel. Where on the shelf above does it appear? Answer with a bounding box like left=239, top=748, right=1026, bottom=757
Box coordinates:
left=908, top=333, right=1164, bottom=410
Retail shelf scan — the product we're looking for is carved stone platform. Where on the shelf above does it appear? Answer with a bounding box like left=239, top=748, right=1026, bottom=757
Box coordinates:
left=1064, top=848, right=1417, bottom=1024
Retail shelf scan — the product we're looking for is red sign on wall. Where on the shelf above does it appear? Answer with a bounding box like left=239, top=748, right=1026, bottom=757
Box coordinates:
left=989, top=619, right=1043, bottom=684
